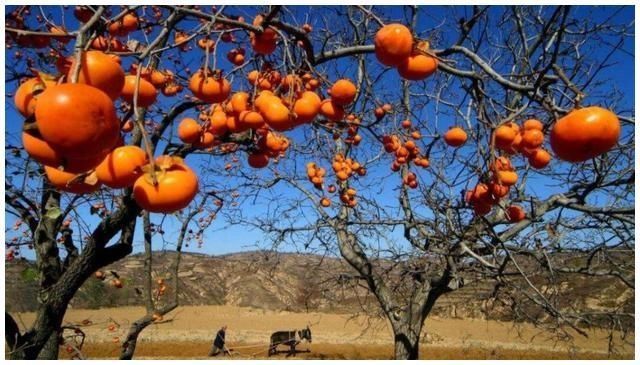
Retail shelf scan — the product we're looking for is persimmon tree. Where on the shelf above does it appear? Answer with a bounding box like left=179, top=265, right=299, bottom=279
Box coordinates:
left=221, top=5, right=634, bottom=360
left=4, top=4, right=634, bottom=361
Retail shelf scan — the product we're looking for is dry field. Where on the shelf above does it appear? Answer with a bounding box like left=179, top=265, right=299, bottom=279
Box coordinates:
left=12, top=305, right=634, bottom=360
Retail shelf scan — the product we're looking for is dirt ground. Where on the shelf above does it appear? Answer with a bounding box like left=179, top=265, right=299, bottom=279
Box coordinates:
left=12, top=305, right=634, bottom=360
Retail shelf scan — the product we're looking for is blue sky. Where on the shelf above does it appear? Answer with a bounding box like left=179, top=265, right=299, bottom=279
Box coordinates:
left=4, top=5, right=634, bottom=261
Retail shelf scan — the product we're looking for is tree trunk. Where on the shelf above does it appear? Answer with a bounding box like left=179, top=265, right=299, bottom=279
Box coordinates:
left=393, top=325, right=421, bottom=360
left=36, top=331, right=60, bottom=360
left=120, top=321, right=148, bottom=360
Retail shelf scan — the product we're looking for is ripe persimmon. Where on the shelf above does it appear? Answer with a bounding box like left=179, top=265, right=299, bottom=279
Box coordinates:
left=149, top=69, right=169, bottom=88
left=319, top=99, right=345, bottom=121
left=320, top=197, right=331, bottom=207
left=177, top=118, right=203, bottom=144
left=250, top=15, right=278, bottom=55
left=45, top=166, right=101, bottom=194
left=261, top=99, right=293, bottom=131
left=193, top=132, right=217, bottom=149
left=398, top=53, right=438, bottom=80
left=528, top=148, right=552, bottom=169
left=473, top=201, right=492, bottom=216
left=550, top=107, right=620, bottom=162
left=188, top=70, right=231, bottom=103
left=63, top=151, right=112, bottom=174
left=523, top=119, right=544, bottom=131
left=239, top=110, right=266, bottom=129
left=121, top=75, right=157, bottom=107
left=35, top=83, right=119, bottom=159
left=209, top=109, right=229, bottom=136
left=488, top=181, right=510, bottom=198
left=443, top=127, right=467, bottom=147
left=293, top=91, right=321, bottom=124
left=14, top=75, right=57, bottom=117
left=226, top=114, right=249, bottom=134
left=494, top=124, right=517, bottom=150
left=506, top=205, right=526, bottom=223
left=492, top=156, right=512, bottom=172
left=133, top=156, right=199, bottom=213
left=74, top=6, right=94, bottom=22
left=374, top=23, right=413, bottom=66
left=90, top=35, right=109, bottom=51
left=71, top=50, right=125, bottom=100
left=329, top=79, right=357, bottom=106
left=96, top=146, right=148, bottom=188
left=122, top=12, right=139, bottom=32
left=22, top=131, right=62, bottom=167
left=521, top=129, right=544, bottom=149
left=108, top=21, right=128, bottom=37
left=495, top=170, right=518, bottom=186
left=229, top=92, right=250, bottom=115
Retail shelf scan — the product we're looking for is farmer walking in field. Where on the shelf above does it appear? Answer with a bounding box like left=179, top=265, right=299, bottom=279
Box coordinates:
left=208, top=325, right=230, bottom=356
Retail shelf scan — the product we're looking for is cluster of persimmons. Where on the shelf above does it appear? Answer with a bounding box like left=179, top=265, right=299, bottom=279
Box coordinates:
left=10, top=7, right=621, bottom=220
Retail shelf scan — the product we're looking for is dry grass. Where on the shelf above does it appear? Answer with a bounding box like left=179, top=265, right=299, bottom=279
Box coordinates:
left=62, top=341, right=633, bottom=360
left=12, top=305, right=634, bottom=360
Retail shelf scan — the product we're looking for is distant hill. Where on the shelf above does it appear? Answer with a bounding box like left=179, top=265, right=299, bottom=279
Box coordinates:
left=5, top=251, right=633, bottom=329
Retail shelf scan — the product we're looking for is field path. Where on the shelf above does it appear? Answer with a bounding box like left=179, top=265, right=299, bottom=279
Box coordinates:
left=12, top=305, right=633, bottom=359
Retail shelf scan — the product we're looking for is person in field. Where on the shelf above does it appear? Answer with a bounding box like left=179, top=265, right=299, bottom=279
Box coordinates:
left=208, top=325, right=230, bottom=356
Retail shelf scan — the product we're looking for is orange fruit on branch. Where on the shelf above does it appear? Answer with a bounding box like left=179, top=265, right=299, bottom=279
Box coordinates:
left=374, top=23, right=413, bottom=66
left=22, top=131, right=63, bottom=167
left=261, top=98, right=294, bottom=131
left=523, top=119, right=544, bottom=131
left=320, top=197, right=331, bottom=207
left=293, top=91, right=322, bottom=125
left=96, top=146, right=148, bottom=188
left=492, top=156, right=512, bottom=172
left=14, top=75, right=57, bottom=117
left=521, top=129, right=544, bottom=149
left=550, top=106, right=620, bottom=162
left=329, top=79, right=357, bottom=106
left=193, top=132, right=218, bottom=149
left=494, top=170, right=518, bottom=186
left=122, top=12, right=139, bottom=32
left=319, top=99, right=344, bottom=121
left=133, top=156, right=199, bottom=213
left=229, top=92, right=250, bottom=115
left=238, top=110, right=266, bottom=130
left=488, top=181, right=510, bottom=198
left=188, top=70, right=231, bottom=104
left=35, top=83, right=119, bottom=159
left=63, top=151, right=111, bottom=174
left=177, top=118, right=203, bottom=144
left=74, top=6, right=94, bottom=22
left=121, top=75, right=158, bottom=107
left=71, top=50, right=125, bottom=100
left=494, top=124, right=517, bottom=150
left=473, top=201, right=492, bottom=216
left=209, top=109, right=229, bottom=136
left=528, top=148, right=552, bottom=169
left=45, top=166, right=101, bottom=194
left=250, top=15, right=278, bottom=55
left=398, top=53, right=438, bottom=80
left=506, top=205, right=526, bottom=223
left=443, top=127, right=467, bottom=147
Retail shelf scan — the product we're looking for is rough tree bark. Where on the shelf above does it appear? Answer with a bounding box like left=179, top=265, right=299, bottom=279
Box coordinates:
left=6, top=194, right=139, bottom=359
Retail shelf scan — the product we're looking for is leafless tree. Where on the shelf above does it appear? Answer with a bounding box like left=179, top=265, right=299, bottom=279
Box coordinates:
left=228, top=5, right=634, bottom=359
left=4, top=5, right=633, bottom=360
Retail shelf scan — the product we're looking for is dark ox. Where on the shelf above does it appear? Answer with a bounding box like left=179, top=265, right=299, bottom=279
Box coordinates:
left=268, top=326, right=312, bottom=356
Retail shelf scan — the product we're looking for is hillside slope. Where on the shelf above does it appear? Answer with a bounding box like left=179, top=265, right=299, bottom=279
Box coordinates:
left=6, top=250, right=633, bottom=327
